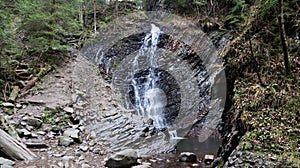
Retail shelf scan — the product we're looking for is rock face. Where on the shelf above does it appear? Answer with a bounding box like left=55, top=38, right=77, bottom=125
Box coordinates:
left=179, top=152, right=197, bottom=162
left=105, top=149, right=138, bottom=168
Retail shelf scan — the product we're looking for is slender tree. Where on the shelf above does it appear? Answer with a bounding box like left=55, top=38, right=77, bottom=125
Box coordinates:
left=94, top=0, right=97, bottom=36
left=278, top=0, right=291, bottom=75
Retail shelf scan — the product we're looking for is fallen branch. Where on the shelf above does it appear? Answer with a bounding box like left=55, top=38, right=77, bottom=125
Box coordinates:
left=19, top=64, right=52, bottom=95
left=0, top=128, right=36, bottom=160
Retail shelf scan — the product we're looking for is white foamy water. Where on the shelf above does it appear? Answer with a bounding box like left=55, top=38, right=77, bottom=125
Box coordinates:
left=131, top=24, right=170, bottom=129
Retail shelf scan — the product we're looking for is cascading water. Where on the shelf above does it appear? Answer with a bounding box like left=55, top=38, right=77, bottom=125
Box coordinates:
left=131, top=24, right=168, bottom=130
left=82, top=12, right=227, bottom=156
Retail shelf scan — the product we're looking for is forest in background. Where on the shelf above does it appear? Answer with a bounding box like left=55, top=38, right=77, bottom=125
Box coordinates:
left=0, top=0, right=299, bottom=167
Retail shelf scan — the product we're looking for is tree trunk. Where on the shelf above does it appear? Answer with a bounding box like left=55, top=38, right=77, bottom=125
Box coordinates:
left=114, top=0, right=119, bottom=17
left=247, top=34, right=266, bottom=86
left=278, top=0, right=291, bottom=75
left=0, top=129, right=36, bottom=160
left=79, top=3, right=84, bottom=29
left=94, top=0, right=97, bottom=36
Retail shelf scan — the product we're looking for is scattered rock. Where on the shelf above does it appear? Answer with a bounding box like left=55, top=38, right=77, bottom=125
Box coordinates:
left=16, top=103, right=22, bottom=109
left=79, top=145, right=89, bottom=152
left=37, top=131, right=46, bottom=136
left=53, top=152, right=66, bottom=158
left=26, top=117, right=42, bottom=129
left=81, top=163, right=91, bottom=168
left=79, top=126, right=85, bottom=132
left=89, top=139, right=96, bottom=145
left=191, top=163, right=199, bottom=167
left=25, top=166, right=37, bottom=168
left=63, top=107, right=74, bottom=114
left=59, top=136, right=74, bottom=146
left=90, top=131, right=96, bottom=139
left=105, top=149, right=138, bottom=168
left=141, top=162, right=152, bottom=166
left=149, top=159, right=157, bottom=163
left=132, top=165, right=151, bottom=168
left=179, top=152, right=197, bottom=162
left=63, top=128, right=80, bottom=140
left=25, top=141, right=48, bottom=148
left=204, top=154, right=214, bottom=165
left=16, top=128, right=32, bottom=137
left=51, top=125, right=61, bottom=133
left=92, top=148, right=101, bottom=154
left=2, top=102, right=14, bottom=108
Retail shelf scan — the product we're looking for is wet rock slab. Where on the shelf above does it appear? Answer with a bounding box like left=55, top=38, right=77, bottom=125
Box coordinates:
left=86, top=113, right=174, bottom=155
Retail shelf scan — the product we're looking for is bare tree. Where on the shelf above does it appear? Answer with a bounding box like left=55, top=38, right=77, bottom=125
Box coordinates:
left=278, top=0, right=291, bottom=75
left=94, top=0, right=97, bottom=36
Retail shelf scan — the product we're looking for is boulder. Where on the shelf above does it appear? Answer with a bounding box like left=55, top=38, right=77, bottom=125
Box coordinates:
left=204, top=154, right=214, bottom=165
left=58, top=136, right=74, bottom=146
left=63, top=128, right=80, bottom=140
left=179, top=152, right=197, bottom=162
left=105, top=149, right=138, bottom=168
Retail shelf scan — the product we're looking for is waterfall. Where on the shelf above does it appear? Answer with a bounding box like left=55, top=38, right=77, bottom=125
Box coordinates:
left=131, top=24, right=169, bottom=130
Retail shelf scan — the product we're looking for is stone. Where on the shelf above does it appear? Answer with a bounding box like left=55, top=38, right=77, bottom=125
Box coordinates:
left=57, top=162, right=64, bottom=167
left=132, top=165, right=151, bottom=168
left=192, top=163, right=199, bottom=167
left=59, top=136, right=74, bottom=146
left=63, top=156, right=75, bottom=160
left=55, top=118, right=61, bottom=123
left=78, top=155, right=85, bottom=161
left=16, top=128, right=31, bottom=137
left=81, top=163, right=91, bottom=168
left=63, top=107, right=74, bottom=114
left=79, top=145, right=89, bottom=152
left=1, top=102, right=14, bottom=108
left=25, top=166, right=37, bottom=168
left=25, top=141, right=48, bottom=148
left=79, top=126, right=85, bottom=132
left=63, top=128, right=80, bottom=139
left=16, top=103, right=22, bottom=109
left=92, top=148, right=101, bottom=154
left=88, top=140, right=96, bottom=146
left=149, top=159, right=156, bottom=163
left=141, top=162, right=152, bottom=166
left=204, top=154, right=214, bottom=165
left=26, top=118, right=42, bottom=129
left=179, top=152, right=197, bottom=162
left=37, top=131, right=46, bottom=136
left=90, top=131, right=96, bottom=139
left=105, top=149, right=138, bottom=168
